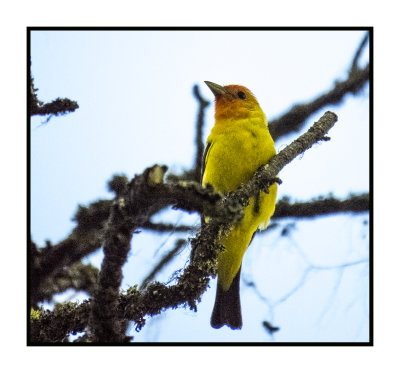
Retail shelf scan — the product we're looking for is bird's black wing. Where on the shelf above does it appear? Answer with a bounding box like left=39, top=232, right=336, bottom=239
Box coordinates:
left=200, top=141, right=212, bottom=184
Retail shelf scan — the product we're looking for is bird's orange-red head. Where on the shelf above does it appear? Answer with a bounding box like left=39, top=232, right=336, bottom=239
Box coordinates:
left=204, top=81, right=261, bottom=121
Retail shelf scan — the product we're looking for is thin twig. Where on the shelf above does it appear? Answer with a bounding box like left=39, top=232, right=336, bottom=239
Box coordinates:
left=140, top=239, right=187, bottom=290
left=140, top=221, right=194, bottom=232
left=350, top=32, right=370, bottom=75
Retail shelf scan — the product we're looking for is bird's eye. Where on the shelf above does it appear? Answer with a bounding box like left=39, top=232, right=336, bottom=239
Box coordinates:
left=237, top=91, right=246, bottom=100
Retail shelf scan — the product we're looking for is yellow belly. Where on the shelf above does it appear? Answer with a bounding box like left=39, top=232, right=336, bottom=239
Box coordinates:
left=217, top=185, right=277, bottom=290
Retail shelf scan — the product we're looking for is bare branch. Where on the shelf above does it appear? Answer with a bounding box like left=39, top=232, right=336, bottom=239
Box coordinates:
left=273, top=193, right=369, bottom=219
left=268, top=65, right=369, bottom=140
left=349, top=32, right=370, bottom=75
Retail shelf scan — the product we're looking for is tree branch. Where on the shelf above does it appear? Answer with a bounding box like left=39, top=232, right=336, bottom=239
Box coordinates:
left=139, top=193, right=370, bottom=234
left=136, top=192, right=369, bottom=299
left=88, top=200, right=137, bottom=342
left=30, top=69, right=79, bottom=118
left=30, top=301, right=91, bottom=343
left=88, top=165, right=225, bottom=342
left=30, top=200, right=111, bottom=305
left=37, top=262, right=99, bottom=303
left=273, top=193, right=370, bottom=219
left=269, top=45, right=369, bottom=141
left=32, top=190, right=367, bottom=317
left=30, top=169, right=225, bottom=309
left=140, top=239, right=187, bottom=290
left=140, top=220, right=194, bottom=233
left=349, top=32, right=370, bottom=76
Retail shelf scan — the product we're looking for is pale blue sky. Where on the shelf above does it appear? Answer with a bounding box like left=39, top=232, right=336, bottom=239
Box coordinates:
left=30, top=29, right=369, bottom=342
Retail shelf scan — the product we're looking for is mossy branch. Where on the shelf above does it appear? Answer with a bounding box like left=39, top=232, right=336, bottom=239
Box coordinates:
left=274, top=193, right=370, bottom=218
left=30, top=200, right=111, bottom=305
left=88, top=165, right=232, bottom=342
left=30, top=69, right=79, bottom=118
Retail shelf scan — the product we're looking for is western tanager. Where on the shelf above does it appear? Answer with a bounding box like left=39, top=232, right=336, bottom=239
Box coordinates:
left=202, top=81, right=277, bottom=329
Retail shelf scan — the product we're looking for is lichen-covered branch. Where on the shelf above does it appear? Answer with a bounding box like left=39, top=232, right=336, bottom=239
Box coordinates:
left=89, top=200, right=137, bottom=342
left=38, top=262, right=99, bottom=303
left=139, top=193, right=370, bottom=233
left=30, top=200, right=112, bottom=305
left=274, top=193, right=370, bottom=219
left=88, top=165, right=225, bottom=342
left=30, top=69, right=79, bottom=118
left=30, top=168, right=226, bottom=309
left=30, top=217, right=220, bottom=342
left=30, top=301, right=91, bottom=343
left=119, top=218, right=224, bottom=330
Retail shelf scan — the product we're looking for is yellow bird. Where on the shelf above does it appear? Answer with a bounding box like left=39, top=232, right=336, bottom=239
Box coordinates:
left=202, top=81, right=277, bottom=329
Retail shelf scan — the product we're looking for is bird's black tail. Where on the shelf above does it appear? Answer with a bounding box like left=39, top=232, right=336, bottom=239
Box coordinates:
left=210, top=266, right=242, bottom=329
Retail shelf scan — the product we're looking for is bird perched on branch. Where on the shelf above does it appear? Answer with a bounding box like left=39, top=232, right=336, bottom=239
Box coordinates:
left=202, top=81, right=277, bottom=329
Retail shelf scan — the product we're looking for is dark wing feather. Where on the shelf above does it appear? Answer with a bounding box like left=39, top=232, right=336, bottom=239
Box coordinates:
left=199, top=141, right=213, bottom=232
left=201, top=141, right=212, bottom=184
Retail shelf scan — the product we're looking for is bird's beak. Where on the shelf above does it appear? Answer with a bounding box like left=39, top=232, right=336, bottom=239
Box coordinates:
left=204, top=81, right=226, bottom=96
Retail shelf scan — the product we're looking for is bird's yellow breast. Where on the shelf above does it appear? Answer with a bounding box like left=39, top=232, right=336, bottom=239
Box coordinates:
left=202, top=116, right=275, bottom=193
